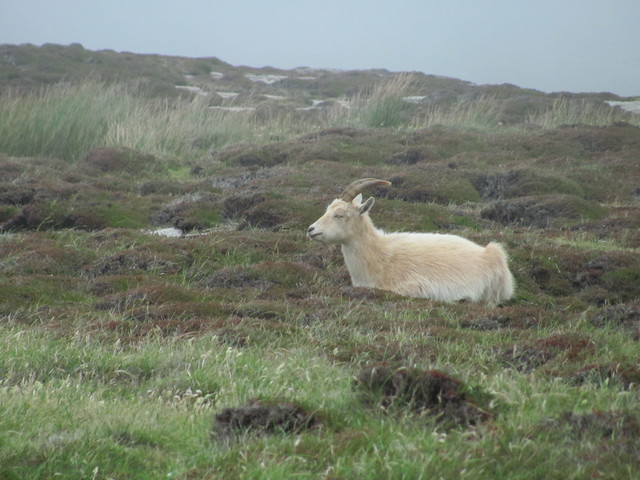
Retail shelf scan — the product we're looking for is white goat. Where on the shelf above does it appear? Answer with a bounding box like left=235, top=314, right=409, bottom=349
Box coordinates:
left=307, top=178, right=515, bottom=306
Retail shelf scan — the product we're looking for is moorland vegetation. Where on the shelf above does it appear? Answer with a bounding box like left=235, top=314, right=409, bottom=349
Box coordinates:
left=0, top=43, right=639, bottom=479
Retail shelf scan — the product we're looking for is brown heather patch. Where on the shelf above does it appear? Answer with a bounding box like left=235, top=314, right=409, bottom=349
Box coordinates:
left=1, top=202, right=77, bottom=232
left=222, top=193, right=266, bottom=220
left=387, top=165, right=481, bottom=205
left=471, top=168, right=583, bottom=200
left=83, top=147, right=160, bottom=174
left=292, top=127, right=401, bottom=165
left=0, top=234, right=89, bottom=276
left=0, top=184, right=35, bottom=206
left=575, top=205, right=640, bottom=246
left=94, top=282, right=215, bottom=313
left=589, top=302, right=640, bottom=339
left=355, top=363, right=492, bottom=427
left=539, top=123, right=640, bottom=156
left=480, top=194, right=606, bottom=228
left=84, top=247, right=181, bottom=278
left=209, top=230, right=310, bottom=259
left=200, top=261, right=320, bottom=294
left=0, top=157, right=26, bottom=181
left=150, top=192, right=223, bottom=231
left=384, top=146, right=439, bottom=165
left=214, top=143, right=290, bottom=168
left=88, top=275, right=146, bottom=297
left=237, top=200, right=286, bottom=230
left=521, top=245, right=640, bottom=304
left=199, top=265, right=273, bottom=291
left=575, top=254, right=640, bottom=303
left=138, top=179, right=190, bottom=196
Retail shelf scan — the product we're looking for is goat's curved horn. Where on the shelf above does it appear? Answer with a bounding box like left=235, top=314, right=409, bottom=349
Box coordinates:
left=340, top=178, right=392, bottom=202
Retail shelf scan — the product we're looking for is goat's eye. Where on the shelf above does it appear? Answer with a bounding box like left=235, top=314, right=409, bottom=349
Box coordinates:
left=333, top=214, right=344, bottom=219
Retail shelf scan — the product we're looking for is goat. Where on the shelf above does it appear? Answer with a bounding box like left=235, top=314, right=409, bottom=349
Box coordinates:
left=307, top=178, right=515, bottom=306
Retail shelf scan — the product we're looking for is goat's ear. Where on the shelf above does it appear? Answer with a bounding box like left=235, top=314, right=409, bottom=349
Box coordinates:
left=359, top=197, right=374, bottom=215
left=352, top=193, right=363, bottom=205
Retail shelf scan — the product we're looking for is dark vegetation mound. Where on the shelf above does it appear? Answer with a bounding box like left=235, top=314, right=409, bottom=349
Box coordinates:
left=213, top=400, right=318, bottom=442
left=355, top=363, right=492, bottom=427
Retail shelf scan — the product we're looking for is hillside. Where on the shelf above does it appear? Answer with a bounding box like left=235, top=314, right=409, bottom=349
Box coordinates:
left=0, top=43, right=639, bottom=479
left=1, top=42, right=632, bottom=121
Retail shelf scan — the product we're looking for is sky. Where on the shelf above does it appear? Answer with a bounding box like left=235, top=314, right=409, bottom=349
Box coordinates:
left=1, top=0, right=639, bottom=97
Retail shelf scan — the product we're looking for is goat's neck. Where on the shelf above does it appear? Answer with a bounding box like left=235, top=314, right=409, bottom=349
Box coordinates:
left=340, top=220, right=385, bottom=287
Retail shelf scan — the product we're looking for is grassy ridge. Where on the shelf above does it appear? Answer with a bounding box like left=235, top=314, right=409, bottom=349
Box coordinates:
left=1, top=62, right=639, bottom=479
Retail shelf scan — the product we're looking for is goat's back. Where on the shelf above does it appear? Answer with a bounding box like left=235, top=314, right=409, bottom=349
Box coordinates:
left=374, top=232, right=514, bottom=304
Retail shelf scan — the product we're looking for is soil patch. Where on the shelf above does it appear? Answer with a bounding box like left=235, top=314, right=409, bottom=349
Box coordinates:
left=355, top=363, right=491, bottom=427
left=213, top=400, right=318, bottom=442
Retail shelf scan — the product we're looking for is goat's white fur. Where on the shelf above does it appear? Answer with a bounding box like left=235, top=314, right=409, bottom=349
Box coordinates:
left=308, top=193, right=515, bottom=306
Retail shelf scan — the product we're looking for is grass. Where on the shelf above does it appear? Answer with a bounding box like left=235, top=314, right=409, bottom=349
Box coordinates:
left=1, top=321, right=638, bottom=479
left=1, top=76, right=637, bottom=163
left=1, top=51, right=639, bottom=479
left=415, top=94, right=506, bottom=131
left=528, top=97, right=634, bottom=128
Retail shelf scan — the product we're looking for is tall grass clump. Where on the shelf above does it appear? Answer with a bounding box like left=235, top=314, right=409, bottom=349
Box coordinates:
left=0, top=82, right=117, bottom=160
left=414, top=95, right=506, bottom=131
left=336, top=73, right=415, bottom=128
left=527, top=97, right=639, bottom=128
left=0, top=81, right=305, bottom=162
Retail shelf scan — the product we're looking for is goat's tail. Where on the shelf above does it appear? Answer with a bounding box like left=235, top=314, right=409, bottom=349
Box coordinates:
left=482, top=242, right=515, bottom=306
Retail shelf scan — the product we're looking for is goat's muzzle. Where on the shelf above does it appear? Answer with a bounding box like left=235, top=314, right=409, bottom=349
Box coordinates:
left=307, top=225, right=322, bottom=240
